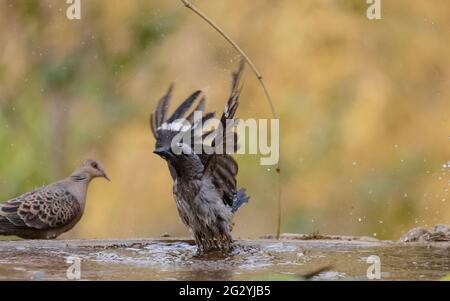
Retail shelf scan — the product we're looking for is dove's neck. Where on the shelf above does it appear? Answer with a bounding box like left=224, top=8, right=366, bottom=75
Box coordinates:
left=68, top=172, right=93, bottom=207
left=71, top=174, right=91, bottom=182
left=70, top=169, right=93, bottom=183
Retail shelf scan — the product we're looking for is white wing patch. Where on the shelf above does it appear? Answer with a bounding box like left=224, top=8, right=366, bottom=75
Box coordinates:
left=224, top=104, right=230, bottom=118
left=158, top=121, right=191, bottom=132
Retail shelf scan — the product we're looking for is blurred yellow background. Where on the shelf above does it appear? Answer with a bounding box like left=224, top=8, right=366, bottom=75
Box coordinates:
left=0, top=0, right=448, bottom=240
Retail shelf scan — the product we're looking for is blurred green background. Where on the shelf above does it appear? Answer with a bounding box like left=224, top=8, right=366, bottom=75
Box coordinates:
left=0, top=0, right=448, bottom=240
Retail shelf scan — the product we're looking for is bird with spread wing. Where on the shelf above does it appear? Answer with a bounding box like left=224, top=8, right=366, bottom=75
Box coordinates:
left=150, top=61, right=249, bottom=252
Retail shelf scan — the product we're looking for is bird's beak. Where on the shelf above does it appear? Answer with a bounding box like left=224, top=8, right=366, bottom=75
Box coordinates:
left=153, top=148, right=172, bottom=159
left=102, top=171, right=111, bottom=181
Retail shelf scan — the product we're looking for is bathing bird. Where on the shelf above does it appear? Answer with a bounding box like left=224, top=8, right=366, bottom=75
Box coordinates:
left=150, top=61, right=249, bottom=252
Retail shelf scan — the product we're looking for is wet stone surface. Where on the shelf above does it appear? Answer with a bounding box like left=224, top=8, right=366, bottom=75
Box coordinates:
left=0, top=237, right=448, bottom=280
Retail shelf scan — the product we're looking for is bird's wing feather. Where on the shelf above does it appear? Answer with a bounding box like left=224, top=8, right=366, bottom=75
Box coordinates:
left=167, top=90, right=202, bottom=123
left=151, top=85, right=215, bottom=151
left=149, top=60, right=249, bottom=211
left=203, top=60, right=246, bottom=208
left=0, top=186, right=81, bottom=230
left=186, top=97, right=206, bottom=123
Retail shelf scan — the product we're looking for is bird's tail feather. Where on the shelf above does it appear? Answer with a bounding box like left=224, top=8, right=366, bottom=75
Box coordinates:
left=231, top=188, right=250, bottom=213
left=0, top=216, right=17, bottom=234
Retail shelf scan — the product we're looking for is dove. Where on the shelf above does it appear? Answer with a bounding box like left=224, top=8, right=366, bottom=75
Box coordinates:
left=0, top=159, right=109, bottom=239
left=150, top=61, right=250, bottom=252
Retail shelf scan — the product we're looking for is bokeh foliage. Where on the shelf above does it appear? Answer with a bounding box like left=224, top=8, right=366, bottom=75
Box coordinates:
left=0, top=0, right=448, bottom=239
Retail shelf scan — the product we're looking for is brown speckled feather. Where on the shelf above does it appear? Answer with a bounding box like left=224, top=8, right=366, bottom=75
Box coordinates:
left=0, top=185, right=80, bottom=230
left=0, top=159, right=109, bottom=239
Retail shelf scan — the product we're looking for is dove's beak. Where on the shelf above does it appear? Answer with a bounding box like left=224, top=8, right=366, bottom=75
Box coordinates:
left=102, top=172, right=111, bottom=181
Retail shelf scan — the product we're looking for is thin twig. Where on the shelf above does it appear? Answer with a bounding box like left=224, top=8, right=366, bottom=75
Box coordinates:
left=179, top=0, right=282, bottom=239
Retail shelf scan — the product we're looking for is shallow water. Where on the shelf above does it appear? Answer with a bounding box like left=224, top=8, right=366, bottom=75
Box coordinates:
left=0, top=238, right=448, bottom=280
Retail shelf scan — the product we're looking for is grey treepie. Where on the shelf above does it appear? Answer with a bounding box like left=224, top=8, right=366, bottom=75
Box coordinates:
left=150, top=61, right=250, bottom=252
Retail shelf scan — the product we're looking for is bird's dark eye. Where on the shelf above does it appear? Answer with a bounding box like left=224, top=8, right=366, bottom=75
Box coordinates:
left=91, top=162, right=98, bottom=169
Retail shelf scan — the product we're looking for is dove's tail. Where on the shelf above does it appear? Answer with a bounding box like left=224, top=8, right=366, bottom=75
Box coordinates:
left=0, top=216, right=16, bottom=234
left=231, top=188, right=250, bottom=214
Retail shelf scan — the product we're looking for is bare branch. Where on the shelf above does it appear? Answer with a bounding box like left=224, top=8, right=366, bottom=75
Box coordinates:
left=179, top=0, right=282, bottom=239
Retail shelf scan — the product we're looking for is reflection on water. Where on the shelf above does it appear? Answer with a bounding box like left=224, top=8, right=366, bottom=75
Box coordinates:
left=0, top=239, right=448, bottom=280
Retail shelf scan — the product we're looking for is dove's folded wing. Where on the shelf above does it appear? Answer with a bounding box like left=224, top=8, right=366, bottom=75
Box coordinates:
left=0, top=187, right=81, bottom=230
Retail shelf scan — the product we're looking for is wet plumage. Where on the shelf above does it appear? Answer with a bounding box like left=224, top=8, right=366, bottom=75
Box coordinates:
left=150, top=61, right=249, bottom=252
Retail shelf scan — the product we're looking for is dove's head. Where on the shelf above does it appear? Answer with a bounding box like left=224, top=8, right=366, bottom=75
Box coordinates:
left=74, top=159, right=110, bottom=182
